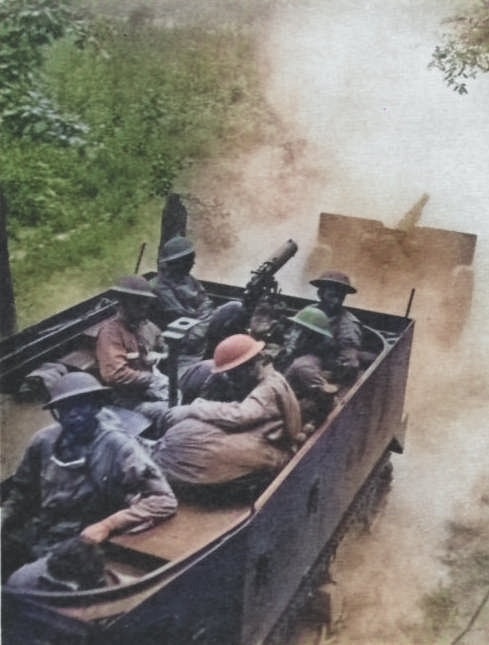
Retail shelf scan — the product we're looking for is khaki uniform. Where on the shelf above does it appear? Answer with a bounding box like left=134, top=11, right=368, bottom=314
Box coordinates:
left=152, top=364, right=301, bottom=485
left=96, top=314, right=170, bottom=430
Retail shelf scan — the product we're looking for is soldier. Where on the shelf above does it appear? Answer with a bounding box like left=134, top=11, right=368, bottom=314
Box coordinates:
left=96, top=275, right=171, bottom=433
left=5, top=537, right=107, bottom=591
left=1, top=372, right=177, bottom=581
left=310, top=270, right=363, bottom=385
left=152, top=236, right=215, bottom=373
left=179, top=301, right=251, bottom=404
left=279, top=306, right=339, bottom=429
left=150, top=334, right=302, bottom=502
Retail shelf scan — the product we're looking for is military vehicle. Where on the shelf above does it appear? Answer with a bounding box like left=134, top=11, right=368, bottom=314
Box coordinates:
left=1, top=236, right=414, bottom=645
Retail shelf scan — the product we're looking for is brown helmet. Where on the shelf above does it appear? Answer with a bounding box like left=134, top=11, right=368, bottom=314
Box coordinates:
left=111, top=275, right=156, bottom=299
left=43, top=373, right=110, bottom=408
left=212, top=334, right=265, bottom=373
left=309, top=270, right=357, bottom=294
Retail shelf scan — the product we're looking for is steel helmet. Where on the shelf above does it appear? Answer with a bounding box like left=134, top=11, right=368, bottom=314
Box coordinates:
left=309, top=270, right=357, bottom=294
left=111, top=275, right=156, bottom=298
left=43, top=372, right=111, bottom=408
left=289, top=306, right=333, bottom=338
left=159, top=236, right=195, bottom=264
left=212, top=334, right=265, bottom=373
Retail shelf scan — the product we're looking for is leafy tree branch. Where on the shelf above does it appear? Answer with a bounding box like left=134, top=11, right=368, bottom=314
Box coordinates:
left=429, top=1, right=489, bottom=94
left=0, top=0, right=91, bottom=144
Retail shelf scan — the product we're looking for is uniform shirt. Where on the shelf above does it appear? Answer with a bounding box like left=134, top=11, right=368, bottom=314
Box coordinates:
left=96, top=314, right=165, bottom=387
left=316, top=306, right=362, bottom=380
left=152, top=364, right=301, bottom=484
left=153, top=271, right=216, bottom=364
left=152, top=271, right=214, bottom=322
left=2, top=410, right=177, bottom=556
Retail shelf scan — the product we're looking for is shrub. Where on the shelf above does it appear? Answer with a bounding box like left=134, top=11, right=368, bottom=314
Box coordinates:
left=2, top=8, right=275, bottom=328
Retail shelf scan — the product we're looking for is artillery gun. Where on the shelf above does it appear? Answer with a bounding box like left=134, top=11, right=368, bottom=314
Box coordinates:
left=304, top=195, right=476, bottom=344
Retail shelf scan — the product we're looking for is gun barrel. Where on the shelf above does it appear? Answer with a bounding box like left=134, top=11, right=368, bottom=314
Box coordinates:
left=243, top=239, right=298, bottom=310
left=264, top=239, right=298, bottom=272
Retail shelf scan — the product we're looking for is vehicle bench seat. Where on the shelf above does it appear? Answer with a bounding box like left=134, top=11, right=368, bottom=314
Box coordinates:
left=58, top=348, right=97, bottom=372
left=110, top=501, right=252, bottom=562
left=58, top=317, right=116, bottom=374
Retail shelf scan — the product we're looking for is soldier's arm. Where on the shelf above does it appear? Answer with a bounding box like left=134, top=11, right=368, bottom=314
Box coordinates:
left=81, top=439, right=177, bottom=543
left=96, top=325, right=153, bottom=387
left=2, top=433, right=44, bottom=530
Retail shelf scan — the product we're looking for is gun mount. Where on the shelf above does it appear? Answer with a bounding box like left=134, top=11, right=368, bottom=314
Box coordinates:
left=242, top=239, right=298, bottom=313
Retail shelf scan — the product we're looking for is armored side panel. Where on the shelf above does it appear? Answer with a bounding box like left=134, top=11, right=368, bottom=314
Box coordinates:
left=240, top=316, right=413, bottom=645
left=100, top=522, right=249, bottom=645
left=2, top=594, right=98, bottom=645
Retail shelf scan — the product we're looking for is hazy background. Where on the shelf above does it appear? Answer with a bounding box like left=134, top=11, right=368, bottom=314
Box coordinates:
left=185, top=0, right=489, bottom=641
left=6, top=0, right=489, bottom=641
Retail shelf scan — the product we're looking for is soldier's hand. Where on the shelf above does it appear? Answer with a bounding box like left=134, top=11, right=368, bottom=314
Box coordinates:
left=145, top=351, right=167, bottom=367
left=163, top=405, right=191, bottom=427
left=81, top=520, right=112, bottom=544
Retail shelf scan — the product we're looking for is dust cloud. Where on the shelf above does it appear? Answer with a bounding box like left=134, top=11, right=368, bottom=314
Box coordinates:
left=6, top=0, right=488, bottom=640
left=188, top=0, right=489, bottom=642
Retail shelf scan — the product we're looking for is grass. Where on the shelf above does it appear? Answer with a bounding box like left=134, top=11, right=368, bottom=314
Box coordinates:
left=11, top=198, right=163, bottom=328
left=3, top=10, right=278, bottom=330
left=403, top=517, right=489, bottom=644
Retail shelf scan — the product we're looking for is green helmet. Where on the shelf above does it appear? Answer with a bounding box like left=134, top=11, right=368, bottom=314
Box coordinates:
left=289, top=306, right=333, bottom=338
left=159, top=236, right=194, bottom=264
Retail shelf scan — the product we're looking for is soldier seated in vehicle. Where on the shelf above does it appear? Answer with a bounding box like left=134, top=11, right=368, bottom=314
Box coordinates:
left=309, top=270, right=363, bottom=385
left=5, top=537, right=109, bottom=591
left=96, top=275, right=171, bottom=434
left=276, top=306, right=339, bottom=430
left=1, top=372, right=177, bottom=582
left=150, top=334, right=302, bottom=503
left=152, top=236, right=216, bottom=375
left=178, top=301, right=251, bottom=404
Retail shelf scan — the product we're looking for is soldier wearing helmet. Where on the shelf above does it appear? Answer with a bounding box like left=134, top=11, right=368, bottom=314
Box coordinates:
left=310, top=270, right=363, bottom=384
left=275, top=306, right=339, bottom=428
left=281, top=306, right=335, bottom=367
left=96, top=275, right=171, bottom=433
left=178, top=301, right=253, bottom=405
left=150, top=334, right=301, bottom=499
left=152, top=236, right=216, bottom=372
left=1, top=372, right=177, bottom=582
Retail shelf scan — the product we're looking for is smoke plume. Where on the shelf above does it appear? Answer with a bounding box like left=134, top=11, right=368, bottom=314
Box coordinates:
left=190, top=0, right=489, bottom=641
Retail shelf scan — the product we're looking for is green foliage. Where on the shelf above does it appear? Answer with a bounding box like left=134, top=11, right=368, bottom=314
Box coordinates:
left=1, top=7, right=274, bottom=328
left=430, top=1, right=489, bottom=94
left=2, top=88, right=89, bottom=143
left=0, top=0, right=92, bottom=143
left=0, top=0, right=77, bottom=82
